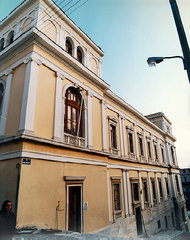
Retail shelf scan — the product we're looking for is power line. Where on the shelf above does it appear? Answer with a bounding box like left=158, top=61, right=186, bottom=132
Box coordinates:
left=67, top=0, right=88, bottom=15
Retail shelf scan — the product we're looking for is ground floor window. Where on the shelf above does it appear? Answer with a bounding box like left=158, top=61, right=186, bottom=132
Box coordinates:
left=111, top=179, right=122, bottom=220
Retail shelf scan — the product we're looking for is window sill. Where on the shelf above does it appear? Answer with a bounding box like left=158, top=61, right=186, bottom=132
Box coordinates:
left=110, top=148, right=119, bottom=155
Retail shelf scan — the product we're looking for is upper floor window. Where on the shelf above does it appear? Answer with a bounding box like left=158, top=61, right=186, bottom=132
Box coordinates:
left=151, top=179, right=157, bottom=203
left=128, top=131, right=134, bottom=154
left=64, top=87, right=84, bottom=138
left=0, top=82, right=5, bottom=113
left=6, top=31, right=15, bottom=46
left=147, top=140, right=152, bottom=159
left=77, top=47, right=83, bottom=63
left=161, top=145, right=165, bottom=163
left=138, top=136, right=144, bottom=156
left=154, top=142, right=158, bottom=161
left=143, top=179, right=149, bottom=203
left=0, top=38, right=5, bottom=51
left=66, top=38, right=73, bottom=56
left=171, top=146, right=175, bottom=164
left=165, top=178, right=170, bottom=196
left=110, top=124, right=117, bottom=150
left=158, top=178, right=163, bottom=199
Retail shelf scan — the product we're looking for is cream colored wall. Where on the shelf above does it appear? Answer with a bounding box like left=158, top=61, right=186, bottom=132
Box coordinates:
left=5, top=64, right=26, bottom=137
left=34, top=64, right=56, bottom=139
left=17, top=160, right=109, bottom=232
left=0, top=158, right=21, bottom=213
left=92, top=97, right=102, bottom=151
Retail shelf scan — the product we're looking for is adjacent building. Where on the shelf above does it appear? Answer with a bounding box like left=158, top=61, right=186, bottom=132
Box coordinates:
left=0, top=0, right=189, bottom=237
left=180, top=168, right=190, bottom=211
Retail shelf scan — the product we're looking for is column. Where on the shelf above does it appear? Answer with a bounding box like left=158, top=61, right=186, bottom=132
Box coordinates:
left=101, top=99, right=107, bottom=152
left=139, top=171, right=144, bottom=210
left=134, top=124, right=139, bottom=160
left=126, top=170, right=133, bottom=215
left=87, top=91, right=93, bottom=149
left=107, top=170, right=112, bottom=222
left=18, top=58, right=41, bottom=134
left=155, top=173, right=160, bottom=204
left=54, top=72, right=64, bottom=141
left=0, top=70, right=13, bottom=136
left=161, top=173, right=167, bottom=201
left=147, top=172, right=153, bottom=207
left=119, top=115, right=124, bottom=157
left=168, top=172, right=176, bottom=198
left=73, top=46, right=77, bottom=59
left=122, top=170, right=129, bottom=216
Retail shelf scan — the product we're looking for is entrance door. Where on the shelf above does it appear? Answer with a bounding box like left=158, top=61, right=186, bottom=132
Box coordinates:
left=135, top=207, right=143, bottom=235
left=68, top=186, right=82, bottom=232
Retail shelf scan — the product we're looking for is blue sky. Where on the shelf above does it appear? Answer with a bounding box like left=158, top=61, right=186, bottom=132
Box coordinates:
left=0, top=0, right=189, bottom=167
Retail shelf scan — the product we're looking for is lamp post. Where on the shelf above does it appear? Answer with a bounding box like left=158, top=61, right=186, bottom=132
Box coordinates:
left=147, top=0, right=190, bottom=83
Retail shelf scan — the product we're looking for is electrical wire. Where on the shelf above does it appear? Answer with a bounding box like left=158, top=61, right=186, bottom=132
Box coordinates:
left=67, top=0, right=88, bottom=15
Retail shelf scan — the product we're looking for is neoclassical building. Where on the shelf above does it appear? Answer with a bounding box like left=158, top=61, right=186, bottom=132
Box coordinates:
left=0, top=0, right=189, bottom=237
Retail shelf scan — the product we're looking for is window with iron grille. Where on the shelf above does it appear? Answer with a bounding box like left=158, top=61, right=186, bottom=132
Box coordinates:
left=112, top=180, right=122, bottom=219
left=64, top=87, right=84, bottom=137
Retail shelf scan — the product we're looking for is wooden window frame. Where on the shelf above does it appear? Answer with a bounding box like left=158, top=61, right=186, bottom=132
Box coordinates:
left=66, top=38, right=73, bottom=56
left=111, top=178, right=122, bottom=220
left=142, top=179, right=149, bottom=207
left=108, top=117, right=118, bottom=155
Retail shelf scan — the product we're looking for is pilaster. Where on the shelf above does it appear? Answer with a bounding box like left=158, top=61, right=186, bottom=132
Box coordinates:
left=101, top=99, right=107, bottom=152
left=122, top=170, right=129, bottom=216
left=87, top=91, right=93, bottom=148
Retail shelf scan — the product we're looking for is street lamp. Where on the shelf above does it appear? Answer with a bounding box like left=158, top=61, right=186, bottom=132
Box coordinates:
left=147, top=56, right=184, bottom=67
left=147, top=0, right=190, bottom=83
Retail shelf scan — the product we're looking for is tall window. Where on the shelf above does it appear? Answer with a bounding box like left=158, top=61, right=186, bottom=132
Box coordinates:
left=128, top=132, right=134, bottom=153
left=151, top=179, right=157, bottom=202
left=171, top=146, right=175, bottom=164
left=175, top=175, right=180, bottom=194
left=143, top=180, right=149, bottom=203
left=161, top=145, right=165, bottom=163
left=131, top=181, right=140, bottom=202
left=77, top=47, right=83, bottom=63
left=66, top=38, right=73, bottom=55
left=158, top=179, right=163, bottom=199
left=0, top=82, right=4, bottom=113
left=147, top=141, right=152, bottom=159
left=0, top=38, right=4, bottom=51
left=154, top=143, right=158, bottom=160
left=165, top=178, right=170, bottom=196
left=112, top=181, right=122, bottom=219
left=110, top=124, right=117, bottom=149
left=64, top=87, right=84, bottom=137
left=6, top=30, right=14, bottom=46
left=138, top=136, right=144, bottom=156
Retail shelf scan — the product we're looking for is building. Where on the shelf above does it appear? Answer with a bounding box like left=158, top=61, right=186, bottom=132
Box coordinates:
left=0, top=0, right=189, bottom=237
left=180, top=168, right=190, bottom=211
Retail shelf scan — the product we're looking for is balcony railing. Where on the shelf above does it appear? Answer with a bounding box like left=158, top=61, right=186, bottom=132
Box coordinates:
left=64, top=133, right=85, bottom=147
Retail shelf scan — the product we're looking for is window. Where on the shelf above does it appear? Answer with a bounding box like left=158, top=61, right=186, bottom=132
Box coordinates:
left=0, top=82, right=5, bottom=113
left=138, top=136, right=144, bottom=156
left=6, top=30, right=14, bottom=46
left=64, top=87, right=84, bottom=137
left=131, top=180, right=140, bottom=202
left=77, top=47, right=83, bottom=63
left=143, top=180, right=149, bottom=203
left=154, top=143, right=158, bottom=160
left=66, top=38, right=73, bottom=55
left=110, top=124, right=117, bottom=149
left=175, top=175, right=180, bottom=194
left=161, top=145, right=165, bottom=163
left=109, top=117, right=118, bottom=155
left=0, top=38, right=4, bottom=51
left=171, top=146, right=175, bottom=164
left=151, top=179, right=157, bottom=202
left=128, top=132, right=134, bottom=154
left=165, top=178, right=170, bottom=196
left=158, top=178, right=163, bottom=199
left=147, top=141, right=152, bottom=159
left=157, top=220, right=161, bottom=229
left=112, top=180, right=122, bottom=219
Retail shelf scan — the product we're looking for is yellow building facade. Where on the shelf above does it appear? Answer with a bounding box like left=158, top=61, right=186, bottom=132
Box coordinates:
left=0, top=0, right=189, bottom=237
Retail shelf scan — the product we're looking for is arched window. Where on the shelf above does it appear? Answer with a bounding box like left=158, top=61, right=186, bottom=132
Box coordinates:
left=0, top=38, right=5, bottom=51
left=6, top=31, right=14, bottom=46
left=66, top=38, right=73, bottom=56
left=64, top=87, right=84, bottom=137
left=0, top=82, right=4, bottom=113
left=77, top=47, right=83, bottom=63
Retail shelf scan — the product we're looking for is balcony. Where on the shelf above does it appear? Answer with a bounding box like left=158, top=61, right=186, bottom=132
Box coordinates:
left=64, top=133, right=85, bottom=147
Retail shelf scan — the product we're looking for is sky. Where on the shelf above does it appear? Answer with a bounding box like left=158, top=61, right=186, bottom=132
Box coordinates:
left=0, top=0, right=189, bottom=168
